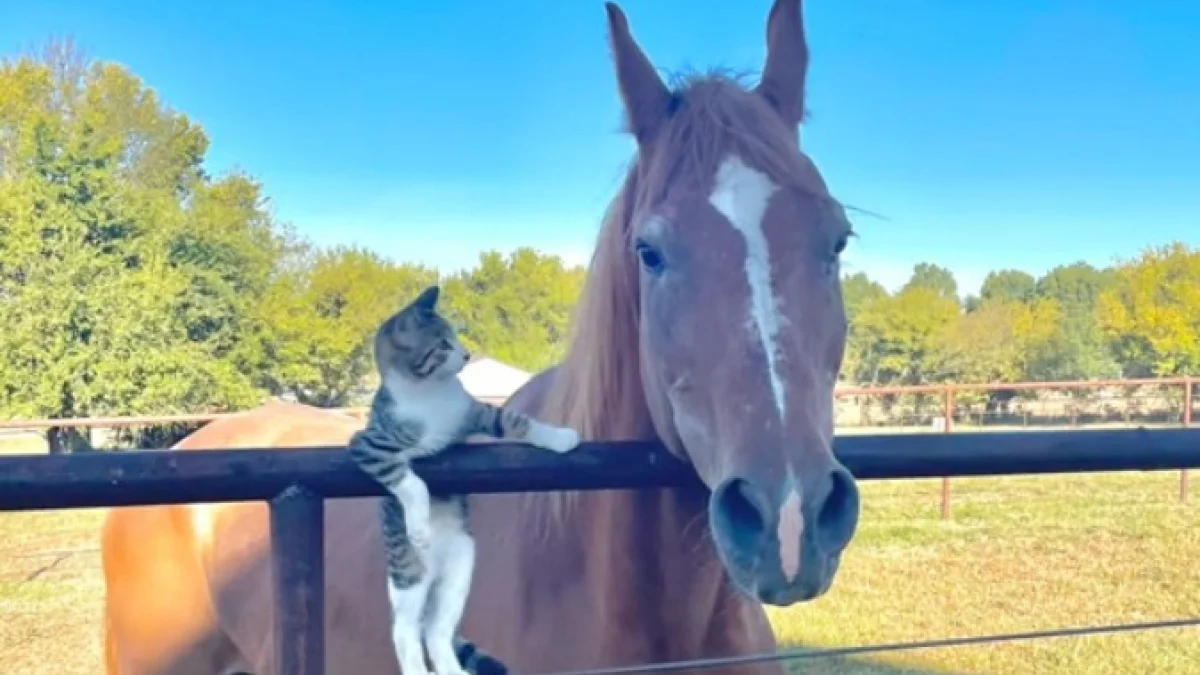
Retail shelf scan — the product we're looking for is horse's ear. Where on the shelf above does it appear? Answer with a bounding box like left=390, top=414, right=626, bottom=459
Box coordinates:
left=754, top=0, right=809, bottom=130
left=605, top=2, right=673, bottom=146
left=413, top=285, right=439, bottom=311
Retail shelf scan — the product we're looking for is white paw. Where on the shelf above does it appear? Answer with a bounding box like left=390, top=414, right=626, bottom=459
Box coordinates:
left=539, top=426, right=581, bottom=454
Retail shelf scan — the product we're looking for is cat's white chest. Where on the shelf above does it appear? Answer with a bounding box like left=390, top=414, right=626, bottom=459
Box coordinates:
left=383, top=376, right=471, bottom=452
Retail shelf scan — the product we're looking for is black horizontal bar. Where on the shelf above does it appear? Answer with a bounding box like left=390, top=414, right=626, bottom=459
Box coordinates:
left=0, top=428, right=1197, bottom=512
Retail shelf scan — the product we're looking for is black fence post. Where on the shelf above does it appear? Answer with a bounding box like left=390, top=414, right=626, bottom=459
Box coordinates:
left=271, top=485, right=326, bottom=675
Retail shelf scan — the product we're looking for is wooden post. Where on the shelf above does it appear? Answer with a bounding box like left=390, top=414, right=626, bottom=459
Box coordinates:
left=1183, top=378, right=1193, bottom=504
left=941, top=386, right=954, bottom=520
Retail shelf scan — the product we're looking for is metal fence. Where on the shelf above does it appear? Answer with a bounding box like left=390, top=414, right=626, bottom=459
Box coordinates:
left=2, top=427, right=1200, bottom=674
left=833, top=377, right=1196, bottom=516
left=4, top=377, right=1194, bottom=518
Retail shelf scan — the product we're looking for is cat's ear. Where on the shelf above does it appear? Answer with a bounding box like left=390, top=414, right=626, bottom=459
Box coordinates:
left=413, top=285, right=440, bottom=311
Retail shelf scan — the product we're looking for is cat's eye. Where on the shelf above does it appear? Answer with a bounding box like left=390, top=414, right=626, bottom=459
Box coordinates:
left=634, top=239, right=665, bottom=275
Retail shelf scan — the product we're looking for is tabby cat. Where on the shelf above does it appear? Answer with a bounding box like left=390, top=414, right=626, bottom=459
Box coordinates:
left=348, top=285, right=582, bottom=675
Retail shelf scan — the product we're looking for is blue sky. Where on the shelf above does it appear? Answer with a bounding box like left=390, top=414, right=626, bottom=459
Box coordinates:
left=3, top=0, right=1197, bottom=296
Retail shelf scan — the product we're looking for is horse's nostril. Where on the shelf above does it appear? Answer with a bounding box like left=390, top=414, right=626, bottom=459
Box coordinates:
left=712, top=478, right=769, bottom=556
left=813, top=468, right=860, bottom=555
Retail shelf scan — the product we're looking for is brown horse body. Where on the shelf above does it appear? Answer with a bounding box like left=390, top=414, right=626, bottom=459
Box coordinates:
left=102, top=2, right=861, bottom=673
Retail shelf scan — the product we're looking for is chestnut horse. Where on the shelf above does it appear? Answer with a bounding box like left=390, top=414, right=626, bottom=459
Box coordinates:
left=100, top=1, right=861, bottom=673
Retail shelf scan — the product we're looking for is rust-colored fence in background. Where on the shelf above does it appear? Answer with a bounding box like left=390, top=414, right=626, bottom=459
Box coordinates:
left=833, top=377, right=1196, bottom=516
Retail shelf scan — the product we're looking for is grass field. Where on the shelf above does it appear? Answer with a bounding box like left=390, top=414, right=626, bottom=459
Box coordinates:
left=0, top=508, right=106, bottom=675
left=0, top=432, right=47, bottom=455
left=770, top=471, right=1200, bottom=674
left=1, top=466, right=1197, bottom=673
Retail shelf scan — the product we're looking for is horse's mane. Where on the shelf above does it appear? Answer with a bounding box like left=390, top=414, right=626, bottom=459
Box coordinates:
left=538, top=162, right=646, bottom=443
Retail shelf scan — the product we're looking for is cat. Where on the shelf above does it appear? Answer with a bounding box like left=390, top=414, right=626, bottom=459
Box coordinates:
left=348, top=284, right=582, bottom=675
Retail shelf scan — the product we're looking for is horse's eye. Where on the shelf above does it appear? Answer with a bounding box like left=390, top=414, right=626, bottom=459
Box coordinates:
left=833, top=233, right=850, bottom=256
left=635, top=240, right=666, bottom=274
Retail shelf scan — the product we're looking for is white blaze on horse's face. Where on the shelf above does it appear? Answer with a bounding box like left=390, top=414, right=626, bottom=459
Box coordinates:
left=707, top=155, right=787, bottom=421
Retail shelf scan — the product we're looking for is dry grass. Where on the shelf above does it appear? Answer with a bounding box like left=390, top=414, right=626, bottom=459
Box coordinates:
left=0, top=508, right=106, bottom=675
left=1, top=470, right=1197, bottom=674
left=769, top=471, right=1200, bottom=674
left=0, top=432, right=46, bottom=455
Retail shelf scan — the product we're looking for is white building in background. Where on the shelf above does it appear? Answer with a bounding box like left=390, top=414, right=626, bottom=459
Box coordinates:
left=459, top=355, right=532, bottom=405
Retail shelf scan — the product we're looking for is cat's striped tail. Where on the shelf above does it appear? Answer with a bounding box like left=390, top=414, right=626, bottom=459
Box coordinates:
left=455, top=635, right=511, bottom=675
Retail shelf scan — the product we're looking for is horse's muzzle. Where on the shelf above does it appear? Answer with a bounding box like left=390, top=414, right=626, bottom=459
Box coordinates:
left=708, top=465, right=860, bottom=605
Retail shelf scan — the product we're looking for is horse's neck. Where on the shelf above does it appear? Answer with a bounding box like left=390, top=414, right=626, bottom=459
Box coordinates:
left=504, top=366, right=778, bottom=664
left=551, top=486, right=778, bottom=661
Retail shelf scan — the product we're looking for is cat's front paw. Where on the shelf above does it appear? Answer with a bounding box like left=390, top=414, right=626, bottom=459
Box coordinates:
left=537, top=426, right=581, bottom=454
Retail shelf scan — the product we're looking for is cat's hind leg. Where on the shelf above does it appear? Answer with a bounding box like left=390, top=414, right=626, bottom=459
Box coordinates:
left=390, top=575, right=434, bottom=675
left=383, top=498, right=434, bottom=675
left=423, top=527, right=476, bottom=675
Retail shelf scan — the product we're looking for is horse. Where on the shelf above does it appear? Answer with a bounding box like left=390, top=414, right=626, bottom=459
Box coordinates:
left=100, top=1, right=861, bottom=673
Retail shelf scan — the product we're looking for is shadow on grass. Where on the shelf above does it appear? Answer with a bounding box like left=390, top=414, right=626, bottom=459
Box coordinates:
left=781, top=645, right=966, bottom=675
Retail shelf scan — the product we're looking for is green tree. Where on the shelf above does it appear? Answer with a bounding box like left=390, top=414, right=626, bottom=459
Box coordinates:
left=1035, top=262, right=1116, bottom=312
left=440, top=248, right=585, bottom=372
left=1098, top=243, right=1200, bottom=377
left=980, top=269, right=1036, bottom=304
left=847, top=285, right=960, bottom=386
left=256, top=246, right=438, bottom=406
left=902, top=262, right=959, bottom=304
left=840, top=272, right=889, bottom=383
left=842, top=271, right=888, bottom=325
left=939, top=297, right=1064, bottom=384
left=1032, top=262, right=1120, bottom=380
left=0, top=46, right=285, bottom=437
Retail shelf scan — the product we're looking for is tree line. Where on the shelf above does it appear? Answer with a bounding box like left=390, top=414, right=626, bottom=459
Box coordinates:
left=0, top=46, right=583, bottom=429
left=1, top=48, right=1197, bottom=435
left=842, top=248, right=1199, bottom=390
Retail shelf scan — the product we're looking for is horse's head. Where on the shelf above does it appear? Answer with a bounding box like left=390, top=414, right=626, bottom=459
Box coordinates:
left=607, top=0, right=859, bottom=605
